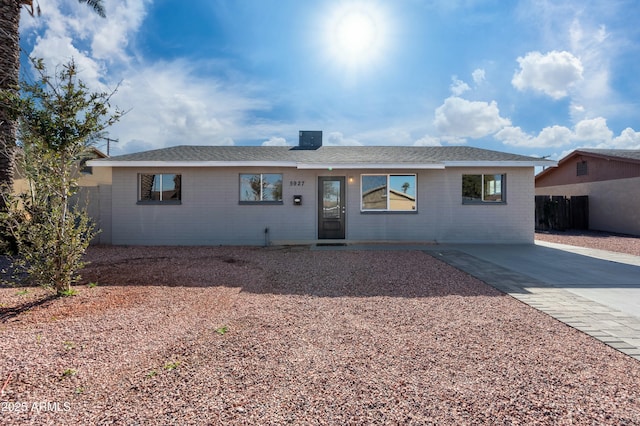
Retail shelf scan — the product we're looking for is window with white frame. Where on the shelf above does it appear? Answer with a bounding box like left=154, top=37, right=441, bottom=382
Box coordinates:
left=239, top=173, right=283, bottom=203
left=462, top=174, right=505, bottom=203
left=138, top=174, right=181, bottom=203
left=361, top=174, right=416, bottom=211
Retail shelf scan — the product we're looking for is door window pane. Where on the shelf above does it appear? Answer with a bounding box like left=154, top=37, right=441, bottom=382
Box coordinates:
left=323, top=181, right=341, bottom=218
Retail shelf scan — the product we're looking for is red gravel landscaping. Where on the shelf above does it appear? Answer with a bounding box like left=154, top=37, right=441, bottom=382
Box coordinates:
left=535, top=229, right=640, bottom=257
left=0, top=245, right=639, bottom=425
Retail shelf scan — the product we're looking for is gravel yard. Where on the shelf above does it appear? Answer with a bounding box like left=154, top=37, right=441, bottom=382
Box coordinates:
left=1, top=243, right=639, bottom=425
left=535, top=229, right=640, bottom=257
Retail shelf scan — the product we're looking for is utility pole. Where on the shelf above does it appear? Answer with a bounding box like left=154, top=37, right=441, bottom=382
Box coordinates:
left=102, top=137, right=118, bottom=156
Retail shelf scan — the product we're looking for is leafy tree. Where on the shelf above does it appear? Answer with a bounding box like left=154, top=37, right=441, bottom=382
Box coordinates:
left=271, top=178, right=283, bottom=201
left=0, top=57, right=122, bottom=295
left=248, top=174, right=262, bottom=201
left=462, top=175, right=482, bottom=200
left=0, top=0, right=106, bottom=205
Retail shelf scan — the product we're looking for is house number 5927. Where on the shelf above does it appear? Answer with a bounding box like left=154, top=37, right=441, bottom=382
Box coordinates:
left=289, top=181, right=305, bottom=186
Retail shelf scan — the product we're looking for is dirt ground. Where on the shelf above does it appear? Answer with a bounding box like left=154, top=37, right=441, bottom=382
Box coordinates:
left=0, top=242, right=639, bottom=425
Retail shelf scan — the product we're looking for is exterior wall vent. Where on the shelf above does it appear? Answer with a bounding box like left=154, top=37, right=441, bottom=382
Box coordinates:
left=298, top=131, right=322, bottom=150
left=577, top=161, right=588, bottom=176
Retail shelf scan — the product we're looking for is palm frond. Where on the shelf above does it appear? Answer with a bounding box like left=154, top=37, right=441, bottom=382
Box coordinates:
left=78, top=0, right=106, bottom=18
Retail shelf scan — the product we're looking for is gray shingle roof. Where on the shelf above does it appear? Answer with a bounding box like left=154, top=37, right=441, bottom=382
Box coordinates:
left=576, top=149, right=640, bottom=162
left=94, top=145, right=552, bottom=166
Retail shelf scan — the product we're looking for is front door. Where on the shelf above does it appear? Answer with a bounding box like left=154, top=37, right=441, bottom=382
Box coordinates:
left=318, top=176, right=345, bottom=239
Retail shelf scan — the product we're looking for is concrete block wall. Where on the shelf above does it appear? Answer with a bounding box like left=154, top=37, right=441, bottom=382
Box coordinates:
left=110, top=167, right=318, bottom=245
left=105, top=166, right=536, bottom=245
left=432, top=167, right=534, bottom=244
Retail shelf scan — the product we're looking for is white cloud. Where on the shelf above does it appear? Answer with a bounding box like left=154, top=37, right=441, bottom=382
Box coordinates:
left=109, top=139, right=155, bottom=156
left=514, top=3, right=634, bottom=123
left=573, top=126, right=640, bottom=150
left=567, top=18, right=617, bottom=122
left=325, top=132, right=362, bottom=146
left=495, top=116, right=640, bottom=149
left=23, top=0, right=148, bottom=88
left=413, top=135, right=442, bottom=146
left=534, top=125, right=574, bottom=147
left=21, top=0, right=275, bottom=154
left=611, top=128, right=640, bottom=149
left=573, top=117, right=613, bottom=143
left=30, top=34, right=104, bottom=87
left=449, top=70, right=484, bottom=97
left=570, top=103, right=585, bottom=116
left=570, top=19, right=609, bottom=52
left=496, top=125, right=571, bottom=148
left=450, top=76, right=470, bottom=96
left=434, top=96, right=511, bottom=139
left=91, top=0, right=150, bottom=61
left=440, top=136, right=468, bottom=145
left=494, top=126, right=532, bottom=146
left=347, top=127, right=413, bottom=145
left=262, top=137, right=289, bottom=146
left=472, top=68, right=485, bottom=85
left=108, top=61, right=269, bottom=153
left=512, top=50, right=584, bottom=99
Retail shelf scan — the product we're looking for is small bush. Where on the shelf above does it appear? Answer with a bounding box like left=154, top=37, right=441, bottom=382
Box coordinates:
left=61, top=368, right=77, bottom=379
left=163, top=361, right=180, bottom=371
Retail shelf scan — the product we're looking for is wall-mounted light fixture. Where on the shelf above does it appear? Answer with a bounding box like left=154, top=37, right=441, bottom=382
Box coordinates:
left=293, top=195, right=302, bottom=206
left=348, top=176, right=354, bottom=184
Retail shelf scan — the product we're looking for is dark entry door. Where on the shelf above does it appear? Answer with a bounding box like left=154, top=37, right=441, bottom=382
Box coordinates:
left=318, top=177, right=345, bottom=239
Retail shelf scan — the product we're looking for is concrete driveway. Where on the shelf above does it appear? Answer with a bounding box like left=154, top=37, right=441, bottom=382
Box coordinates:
left=436, top=241, right=640, bottom=317
left=423, top=241, right=640, bottom=361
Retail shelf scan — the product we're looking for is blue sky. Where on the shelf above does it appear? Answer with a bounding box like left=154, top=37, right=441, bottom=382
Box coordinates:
left=17, top=0, right=640, bottom=160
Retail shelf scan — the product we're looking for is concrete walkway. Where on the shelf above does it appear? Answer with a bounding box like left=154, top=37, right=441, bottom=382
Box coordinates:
left=314, top=241, right=640, bottom=361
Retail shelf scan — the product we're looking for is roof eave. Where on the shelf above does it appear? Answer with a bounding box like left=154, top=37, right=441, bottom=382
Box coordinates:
left=574, top=150, right=640, bottom=165
left=444, top=160, right=558, bottom=167
left=88, top=160, right=447, bottom=169
left=295, top=163, right=445, bottom=169
left=87, top=160, right=300, bottom=168
left=88, top=160, right=556, bottom=169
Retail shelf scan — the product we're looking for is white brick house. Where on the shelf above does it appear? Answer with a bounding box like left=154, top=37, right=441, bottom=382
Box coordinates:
left=88, top=132, right=554, bottom=245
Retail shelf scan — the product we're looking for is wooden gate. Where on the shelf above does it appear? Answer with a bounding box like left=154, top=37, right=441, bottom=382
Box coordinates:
left=535, top=195, right=588, bottom=231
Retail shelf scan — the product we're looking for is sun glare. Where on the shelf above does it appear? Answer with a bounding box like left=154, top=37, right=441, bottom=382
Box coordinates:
left=336, top=11, right=377, bottom=55
left=323, top=2, right=389, bottom=75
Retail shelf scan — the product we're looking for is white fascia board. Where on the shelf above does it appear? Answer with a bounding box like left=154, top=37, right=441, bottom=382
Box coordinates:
left=443, top=160, right=558, bottom=167
left=295, top=163, right=445, bottom=170
left=87, top=160, right=559, bottom=169
left=88, top=160, right=448, bottom=169
left=87, top=160, right=299, bottom=168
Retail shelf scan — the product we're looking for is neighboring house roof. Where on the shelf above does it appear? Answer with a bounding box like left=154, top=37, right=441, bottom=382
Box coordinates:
left=574, top=149, right=640, bottom=162
left=362, top=186, right=416, bottom=201
left=536, top=148, right=640, bottom=185
left=86, top=146, right=109, bottom=159
left=89, top=145, right=554, bottom=169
